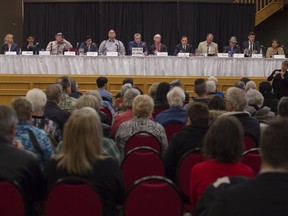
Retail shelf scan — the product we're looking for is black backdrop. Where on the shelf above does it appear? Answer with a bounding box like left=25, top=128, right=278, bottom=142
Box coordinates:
left=24, top=2, right=255, bottom=54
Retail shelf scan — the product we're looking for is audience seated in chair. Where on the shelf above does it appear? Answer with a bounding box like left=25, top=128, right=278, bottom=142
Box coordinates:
left=148, top=82, right=159, bottom=100
left=278, top=97, right=288, bottom=119
left=208, top=76, right=224, bottom=97
left=153, top=82, right=171, bottom=112
left=69, top=78, right=83, bottom=99
left=206, top=81, right=217, bottom=100
left=208, top=95, right=226, bottom=122
left=113, top=83, right=133, bottom=113
left=170, top=79, right=190, bottom=104
left=96, top=76, right=113, bottom=106
left=259, top=81, right=279, bottom=114
left=115, top=78, right=134, bottom=99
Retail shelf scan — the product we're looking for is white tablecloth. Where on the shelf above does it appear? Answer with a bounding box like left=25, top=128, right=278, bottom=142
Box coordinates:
left=0, top=55, right=285, bottom=77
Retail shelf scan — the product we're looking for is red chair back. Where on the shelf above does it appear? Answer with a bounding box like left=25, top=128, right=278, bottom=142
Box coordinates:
left=0, top=180, right=25, bottom=216
left=124, top=131, right=162, bottom=156
left=45, top=178, right=102, bottom=216
left=100, top=106, right=113, bottom=124
left=242, top=148, right=261, bottom=174
left=164, top=122, right=184, bottom=143
left=121, top=147, right=165, bottom=190
left=244, top=134, right=257, bottom=151
left=124, top=176, right=183, bottom=216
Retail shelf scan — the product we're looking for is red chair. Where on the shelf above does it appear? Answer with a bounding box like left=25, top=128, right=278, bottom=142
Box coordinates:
left=244, top=133, right=257, bottom=151
left=164, top=122, right=185, bottom=143
left=100, top=106, right=113, bottom=124
left=121, top=147, right=165, bottom=190
left=176, top=148, right=205, bottom=212
left=0, top=179, right=26, bottom=216
left=124, top=176, right=183, bottom=216
left=124, top=131, right=162, bottom=156
left=152, top=108, right=166, bottom=119
left=45, top=177, right=102, bottom=216
left=242, top=148, right=261, bottom=175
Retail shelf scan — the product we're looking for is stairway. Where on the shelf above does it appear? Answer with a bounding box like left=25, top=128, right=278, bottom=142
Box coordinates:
left=234, top=0, right=284, bottom=26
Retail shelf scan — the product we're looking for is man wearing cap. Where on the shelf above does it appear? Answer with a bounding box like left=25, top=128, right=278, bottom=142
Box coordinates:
left=46, top=32, right=73, bottom=55
left=223, top=36, right=241, bottom=57
left=98, top=29, right=126, bottom=56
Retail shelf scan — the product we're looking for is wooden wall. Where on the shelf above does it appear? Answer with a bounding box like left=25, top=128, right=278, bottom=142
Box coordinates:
left=0, top=75, right=267, bottom=105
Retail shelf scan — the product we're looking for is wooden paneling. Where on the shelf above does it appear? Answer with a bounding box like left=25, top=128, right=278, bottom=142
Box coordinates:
left=0, top=74, right=267, bottom=105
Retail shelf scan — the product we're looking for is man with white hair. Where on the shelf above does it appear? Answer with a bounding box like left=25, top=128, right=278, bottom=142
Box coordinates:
left=149, top=34, right=167, bottom=55
left=222, top=87, right=260, bottom=145
left=155, top=87, right=186, bottom=126
left=208, top=76, right=224, bottom=97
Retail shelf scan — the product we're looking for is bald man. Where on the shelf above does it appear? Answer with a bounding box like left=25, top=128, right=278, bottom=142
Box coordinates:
left=98, top=29, right=126, bottom=56
left=197, top=33, right=218, bottom=56
left=149, top=34, right=168, bottom=55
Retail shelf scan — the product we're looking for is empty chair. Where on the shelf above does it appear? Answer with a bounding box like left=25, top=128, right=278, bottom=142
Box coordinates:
left=164, top=121, right=185, bottom=143
left=45, top=177, right=102, bottom=216
left=100, top=106, right=113, bottom=124
left=124, top=176, right=183, bottom=216
left=242, top=148, right=261, bottom=174
left=121, top=147, right=165, bottom=190
left=124, top=131, right=162, bottom=156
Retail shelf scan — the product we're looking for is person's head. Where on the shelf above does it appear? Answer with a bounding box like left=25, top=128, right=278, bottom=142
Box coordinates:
left=55, top=32, right=64, bottom=42
left=120, top=83, right=133, bottom=97
left=271, top=39, right=280, bottom=49
left=11, top=97, right=33, bottom=121
left=132, top=95, right=154, bottom=118
left=170, top=79, right=182, bottom=88
left=245, top=81, right=257, bottom=92
left=70, top=78, right=79, bottom=94
left=240, top=77, right=251, bottom=85
left=208, top=95, right=226, bottom=111
left=122, top=78, right=134, bottom=86
left=108, top=29, right=116, bottom=40
left=75, top=94, right=101, bottom=111
left=206, top=33, right=214, bottom=43
left=154, top=34, right=161, bottom=44
left=45, top=84, right=62, bottom=103
left=123, top=88, right=141, bottom=109
left=234, top=81, right=245, bottom=90
left=56, top=76, right=71, bottom=94
left=4, top=34, right=13, bottom=44
left=194, top=78, right=207, bottom=97
left=204, top=116, right=244, bottom=163
left=206, top=81, right=216, bottom=94
left=55, top=107, right=104, bottom=175
left=84, top=90, right=103, bottom=105
left=167, top=87, right=185, bottom=107
left=281, top=60, right=288, bottom=72
left=26, top=88, right=47, bottom=113
left=155, top=82, right=170, bottom=105
left=134, top=33, right=142, bottom=44
left=226, top=87, right=248, bottom=112
left=186, top=102, right=209, bottom=126
left=229, top=36, right=237, bottom=47
left=26, top=34, right=35, bottom=44
left=84, top=35, right=93, bottom=46
left=148, top=83, right=159, bottom=100
left=260, top=118, right=288, bottom=171
left=246, top=89, right=264, bottom=108
left=208, top=76, right=218, bottom=86
left=248, top=31, right=256, bottom=42
left=181, top=35, right=188, bottom=46
left=96, top=76, right=108, bottom=88
left=278, top=97, right=288, bottom=117
left=259, top=81, right=272, bottom=97
left=0, top=105, right=18, bottom=141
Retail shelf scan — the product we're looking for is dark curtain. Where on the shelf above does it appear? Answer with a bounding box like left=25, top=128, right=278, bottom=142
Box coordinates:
left=24, top=2, right=255, bottom=54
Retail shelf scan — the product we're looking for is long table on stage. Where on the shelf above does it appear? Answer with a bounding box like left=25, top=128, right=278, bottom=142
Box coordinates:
left=0, top=55, right=285, bottom=76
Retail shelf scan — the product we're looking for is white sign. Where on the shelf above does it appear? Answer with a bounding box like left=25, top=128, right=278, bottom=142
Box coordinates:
left=156, top=52, right=168, bottom=57
left=22, top=51, right=33, bottom=56
left=87, top=52, right=98, bottom=56
left=39, top=51, right=51, bottom=56
left=64, top=51, right=76, bottom=56
left=273, top=55, right=286, bottom=59
left=5, top=51, right=17, bottom=56
left=217, top=53, right=229, bottom=58
left=106, top=52, right=118, bottom=56
left=252, top=54, right=263, bottom=59
left=178, top=53, right=189, bottom=57
left=233, top=53, right=245, bottom=58
left=132, top=48, right=144, bottom=56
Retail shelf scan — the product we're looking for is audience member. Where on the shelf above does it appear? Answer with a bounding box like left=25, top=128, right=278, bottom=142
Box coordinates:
left=208, top=76, right=224, bottom=97
left=153, top=82, right=171, bottom=110
left=69, top=78, right=82, bottom=99
left=170, top=79, right=190, bottom=103
left=277, top=97, right=288, bottom=118
left=164, top=103, right=209, bottom=182
left=190, top=116, right=254, bottom=209
left=96, top=76, right=113, bottom=105
left=115, top=95, right=168, bottom=156
left=115, top=78, right=134, bottom=99
left=206, top=81, right=217, bottom=100
left=208, top=95, right=226, bottom=122
left=245, top=80, right=257, bottom=92
left=233, top=81, right=245, bottom=90
left=43, top=107, right=124, bottom=216
left=148, top=82, right=159, bottom=100
left=240, top=77, right=251, bottom=86
left=113, top=83, right=133, bottom=113
left=259, top=81, right=279, bottom=114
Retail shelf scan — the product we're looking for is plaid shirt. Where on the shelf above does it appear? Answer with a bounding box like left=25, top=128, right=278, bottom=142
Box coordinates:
left=59, top=94, right=77, bottom=113
left=102, top=138, right=122, bottom=165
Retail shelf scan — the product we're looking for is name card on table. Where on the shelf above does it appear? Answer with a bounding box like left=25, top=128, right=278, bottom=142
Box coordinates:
left=217, top=53, right=229, bottom=58
left=39, top=51, right=51, bottom=56
left=178, top=53, right=189, bottom=57
left=233, top=53, right=245, bottom=58
left=274, top=55, right=286, bottom=59
left=107, top=52, right=118, bottom=56
left=64, top=51, right=76, bottom=56
left=5, top=51, right=17, bottom=56
left=132, top=48, right=144, bottom=56
left=22, top=51, right=33, bottom=56
left=87, top=52, right=98, bottom=56
left=251, top=54, right=263, bottom=59
left=156, top=52, right=168, bottom=57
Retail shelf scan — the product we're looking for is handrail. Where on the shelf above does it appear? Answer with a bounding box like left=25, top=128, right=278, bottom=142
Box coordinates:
left=234, top=0, right=283, bottom=13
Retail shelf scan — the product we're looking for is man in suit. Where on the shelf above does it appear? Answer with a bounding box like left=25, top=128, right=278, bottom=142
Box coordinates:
left=173, top=35, right=194, bottom=56
left=78, top=35, right=98, bottom=53
left=242, top=31, right=261, bottom=56
left=197, top=33, right=218, bottom=56
left=207, top=118, right=288, bottom=216
left=223, top=36, right=241, bottom=56
left=127, top=33, right=148, bottom=55
left=149, top=34, right=167, bottom=55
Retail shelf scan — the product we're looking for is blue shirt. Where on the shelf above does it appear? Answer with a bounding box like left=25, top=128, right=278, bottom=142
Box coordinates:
left=155, top=106, right=187, bottom=126
left=98, top=88, right=113, bottom=105
left=128, top=41, right=148, bottom=55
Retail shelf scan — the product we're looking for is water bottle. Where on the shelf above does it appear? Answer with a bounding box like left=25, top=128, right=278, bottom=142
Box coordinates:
left=260, top=45, right=263, bottom=56
left=18, top=48, right=22, bottom=55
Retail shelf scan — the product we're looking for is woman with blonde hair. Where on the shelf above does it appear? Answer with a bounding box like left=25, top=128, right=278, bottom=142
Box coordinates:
left=44, top=107, right=124, bottom=216
left=1, top=34, right=19, bottom=54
